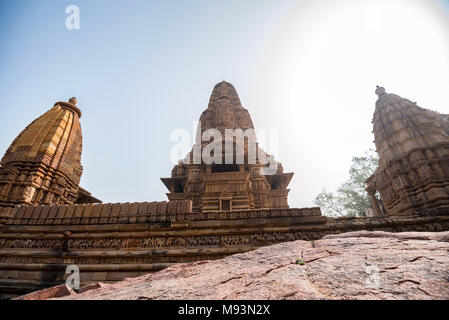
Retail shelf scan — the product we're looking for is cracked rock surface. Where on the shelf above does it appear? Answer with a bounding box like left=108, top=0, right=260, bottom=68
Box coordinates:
left=52, top=231, right=449, bottom=300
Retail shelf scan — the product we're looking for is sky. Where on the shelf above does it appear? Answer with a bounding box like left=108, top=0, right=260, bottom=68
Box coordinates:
left=0, top=0, right=448, bottom=208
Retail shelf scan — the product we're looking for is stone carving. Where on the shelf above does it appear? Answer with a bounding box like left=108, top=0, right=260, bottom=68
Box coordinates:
left=161, top=81, right=293, bottom=211
left=0, top=202, right=321, bottom=226
left=0, top=98, right=100, bottom=207
left=43, top=231, right=449, bottom=301
left=366, top=86, right=449, bottom=216
left=1, top=213, right=447, bottom=251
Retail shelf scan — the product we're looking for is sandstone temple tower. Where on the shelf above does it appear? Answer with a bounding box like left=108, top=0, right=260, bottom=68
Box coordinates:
left=366, top=86, right=449, bottom=216
left=161, top=81, right=293, bottom=211
left=0, top=98, right=99, bottom=207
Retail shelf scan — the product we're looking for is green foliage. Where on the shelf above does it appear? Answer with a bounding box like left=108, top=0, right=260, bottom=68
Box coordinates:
left=295, top=259, right=305, bottom=265
left=314, top=150, right=378, bottom=217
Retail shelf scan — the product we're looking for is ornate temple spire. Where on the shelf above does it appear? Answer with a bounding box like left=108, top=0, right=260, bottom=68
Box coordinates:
left=207, top=81, right=243, bottom=109
left=372, top=87, right=449, bottom=167
left=200, top=81, right=254, bottom=134
left=0, top=98, right=99, bottom=207
left=375, top=85, right=386, bottom=97
left=366, top=87, right=449, bottom=216
left=162, top=81, right=293, bottom=212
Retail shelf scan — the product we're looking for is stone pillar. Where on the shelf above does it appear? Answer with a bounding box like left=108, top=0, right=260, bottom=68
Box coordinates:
left=367, top=189, right=383, bottom=216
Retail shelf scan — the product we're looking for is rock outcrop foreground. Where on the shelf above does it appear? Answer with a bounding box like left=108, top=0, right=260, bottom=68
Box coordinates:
left=18, top=231, right=449, bottom=300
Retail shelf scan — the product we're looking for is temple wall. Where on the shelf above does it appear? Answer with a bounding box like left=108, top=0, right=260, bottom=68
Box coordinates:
left=0, top=200, right=193, bottom=225
left=366, top=143, right=449, bottom=215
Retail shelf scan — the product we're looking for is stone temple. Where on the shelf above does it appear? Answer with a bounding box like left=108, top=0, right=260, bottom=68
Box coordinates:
left=0, top=82, right=448, bottom=298
left=162, top=81, right=293, bottom=212
left=366, top=86, right=449, bottom=216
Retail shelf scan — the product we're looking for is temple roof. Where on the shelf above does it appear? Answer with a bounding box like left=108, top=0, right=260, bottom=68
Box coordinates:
left=372, top=86, right=449, bottom=166
left=208, top=81, right=243, bottom=108
left=199, top=81, right=254, bottom=134
left=162, top=81, right=293, bottom=211
left=1, top=98, right=84, bottom=185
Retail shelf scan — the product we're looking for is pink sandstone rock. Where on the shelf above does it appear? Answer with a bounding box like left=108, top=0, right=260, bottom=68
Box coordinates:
left=13, top=283, right=77, bottom=300
left=79, top=282, right=107, bottom=293
left=48, top=231, right=449, bottom=300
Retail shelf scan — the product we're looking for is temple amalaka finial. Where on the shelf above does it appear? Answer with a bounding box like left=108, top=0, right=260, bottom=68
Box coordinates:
left=68, top=97, right=78, bottom=105
left=375, top=85, right=386, bottom=97
left=54, top=97, right=82, bottom=118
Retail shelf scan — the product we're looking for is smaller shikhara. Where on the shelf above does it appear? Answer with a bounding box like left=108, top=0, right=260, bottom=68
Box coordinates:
left=366, top=86, right=449, bottom=216
left=0, top=97, right=100, bottom=208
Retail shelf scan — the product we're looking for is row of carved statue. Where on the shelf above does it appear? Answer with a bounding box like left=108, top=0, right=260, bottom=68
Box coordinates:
left=1, top=204, right=322, bottom=225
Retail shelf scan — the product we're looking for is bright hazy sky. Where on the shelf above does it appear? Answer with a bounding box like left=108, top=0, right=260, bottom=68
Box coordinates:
left=1, top=0, right=448, bottom=207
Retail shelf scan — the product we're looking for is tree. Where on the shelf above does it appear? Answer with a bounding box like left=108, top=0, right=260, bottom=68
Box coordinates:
left=314, top=150, right=379, bottom=217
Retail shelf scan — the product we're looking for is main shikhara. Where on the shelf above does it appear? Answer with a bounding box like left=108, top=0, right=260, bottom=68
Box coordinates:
left=162, top=81, right=293, bottom=212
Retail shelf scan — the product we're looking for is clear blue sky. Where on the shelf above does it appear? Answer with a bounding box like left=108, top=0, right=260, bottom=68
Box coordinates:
left=1, top=0, right=449, bottom=207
